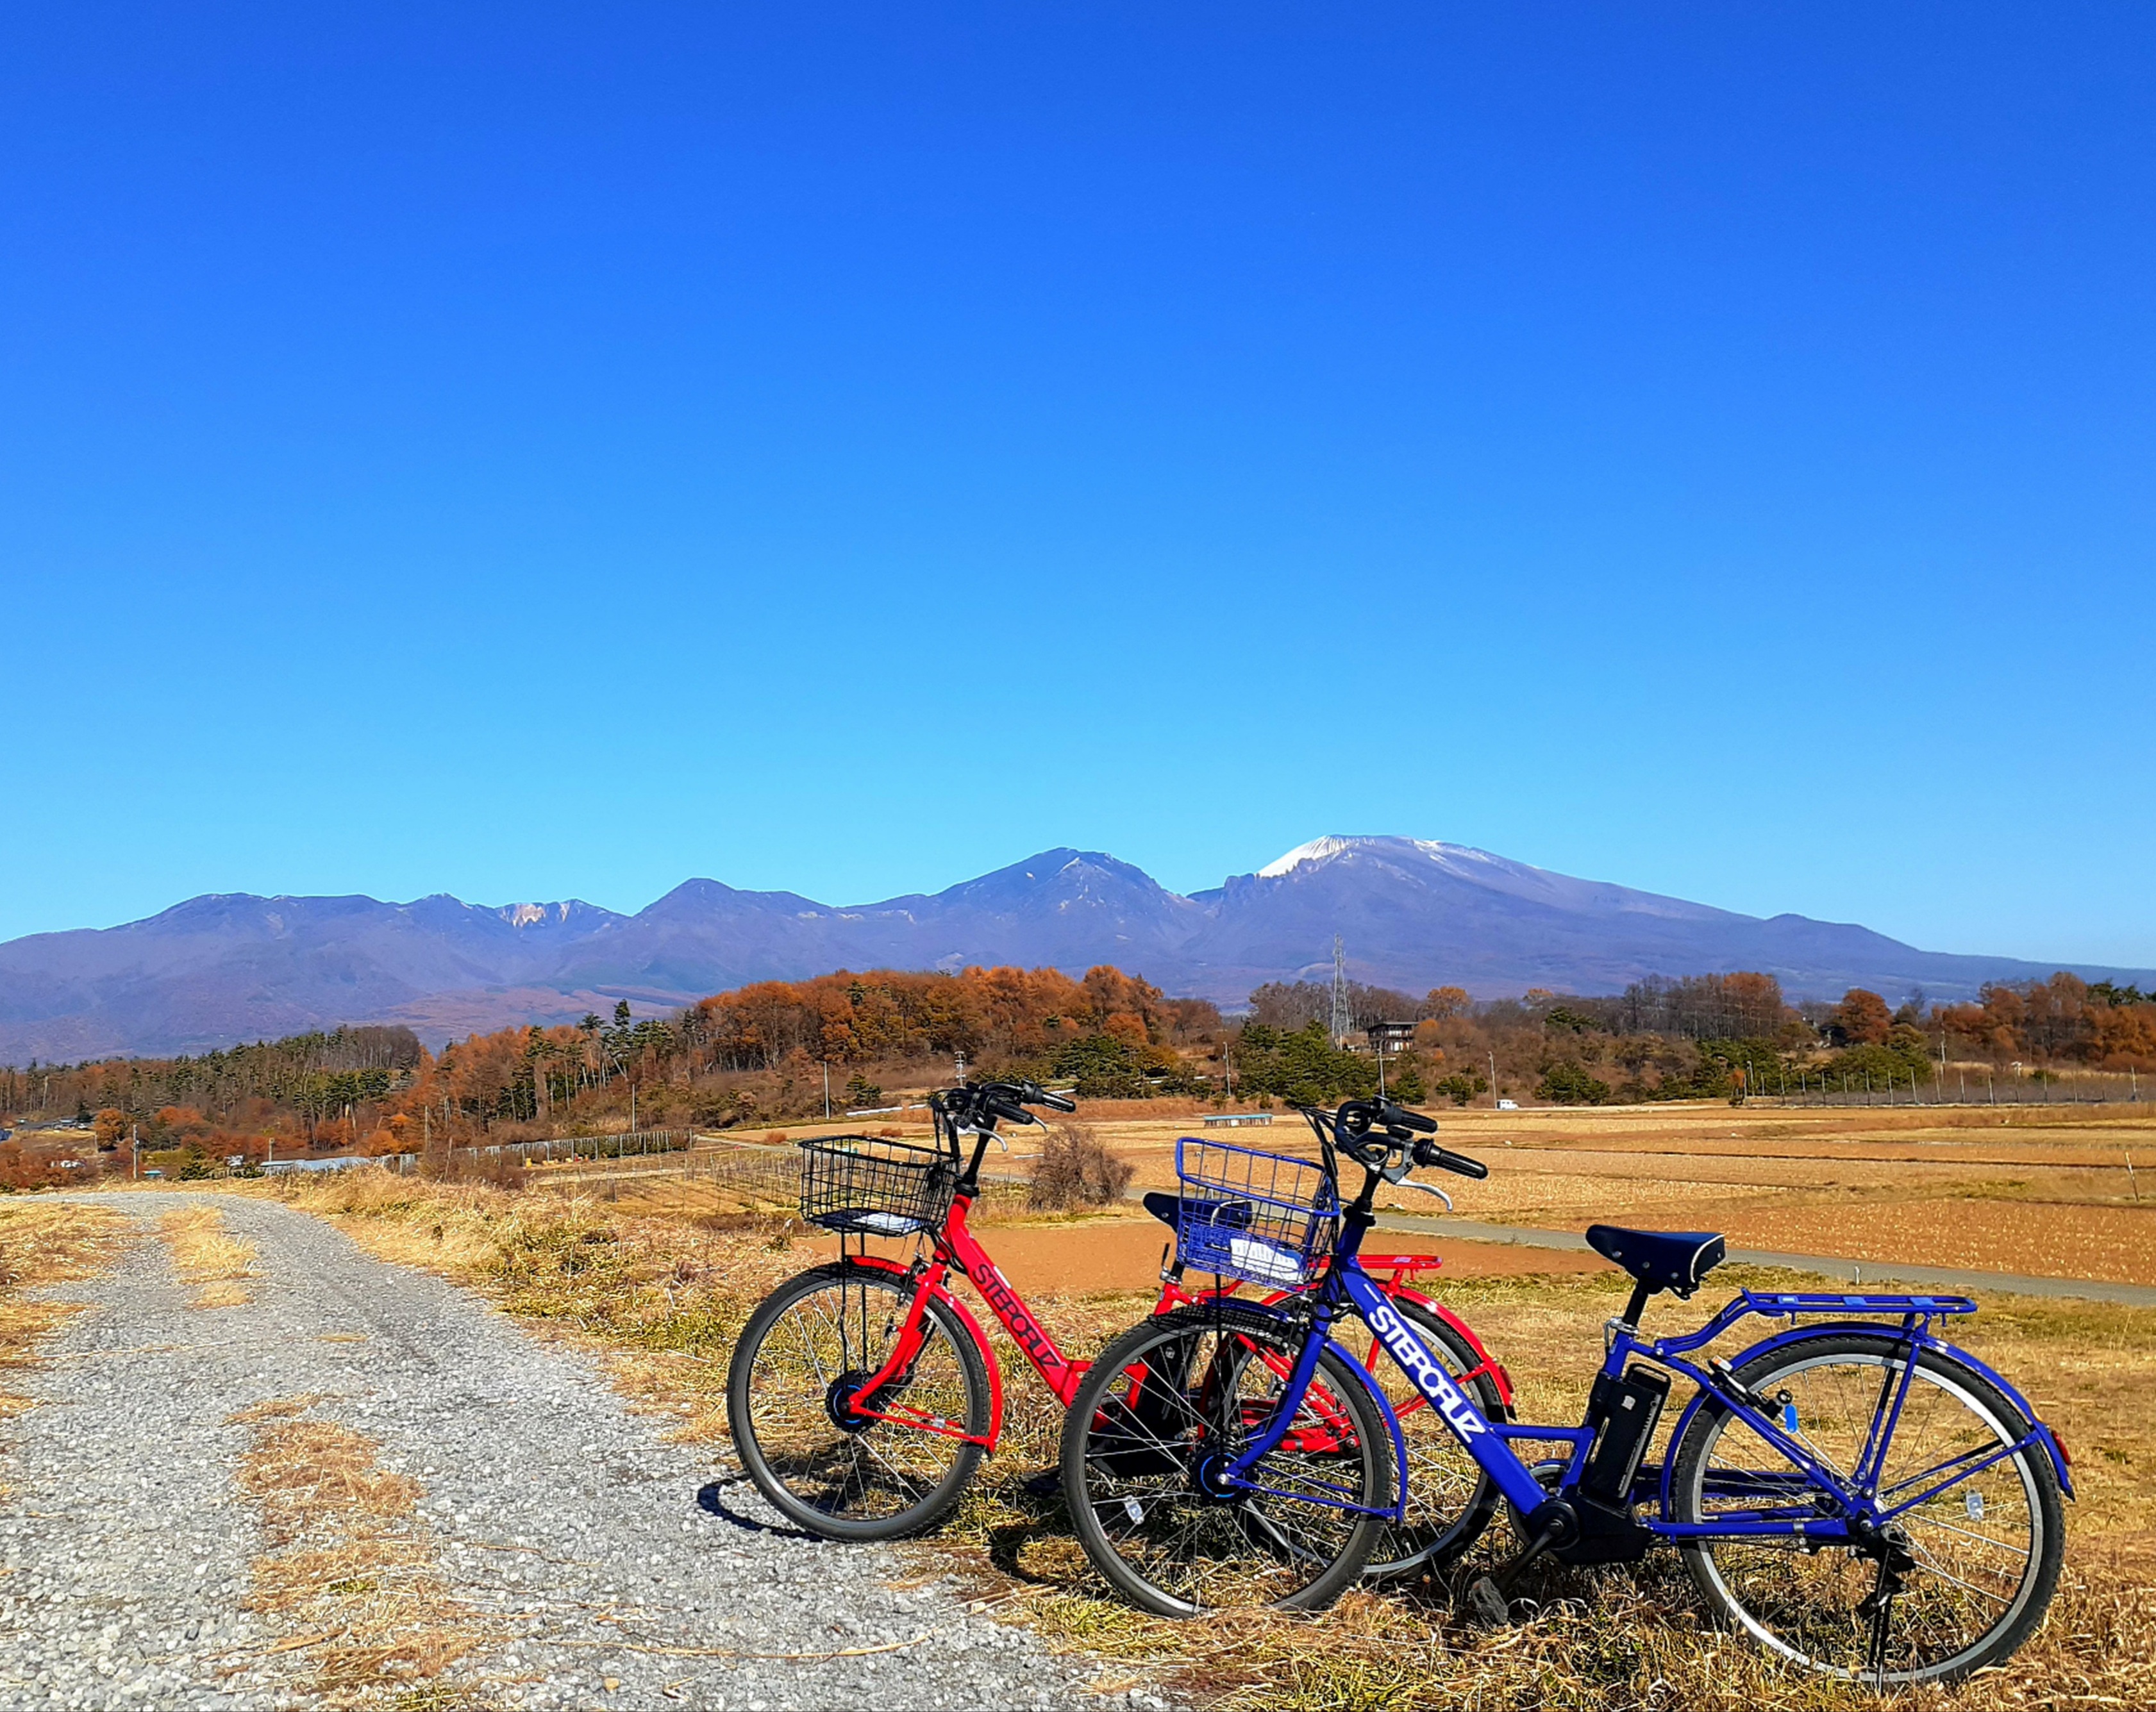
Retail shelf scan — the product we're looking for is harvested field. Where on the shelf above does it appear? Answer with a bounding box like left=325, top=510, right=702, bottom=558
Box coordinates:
left=1701, top=1197, right=2156, bottom=1285
left=523, top=1100, right=2156, bottom=1287
left=1036, top=1101, right=2156, bottom=1286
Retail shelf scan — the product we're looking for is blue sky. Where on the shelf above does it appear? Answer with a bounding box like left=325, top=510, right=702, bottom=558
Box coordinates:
left=3, top=4, right=2152, bottom=966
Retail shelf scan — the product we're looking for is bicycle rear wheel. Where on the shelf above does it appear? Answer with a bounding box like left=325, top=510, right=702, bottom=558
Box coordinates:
left=1671, top=1331, right=2063, bottom=1684
left=726, top=1261, right=989, bottom=1541
left=1060, top=1301, right=1391, bottom=1616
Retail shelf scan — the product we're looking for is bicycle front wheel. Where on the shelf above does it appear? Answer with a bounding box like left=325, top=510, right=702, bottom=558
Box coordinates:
left=1351, top=1297, right=1503, bottom=1577
left=1060, top=1301, right=1392, bottom=1616
left=726, top=1261, right=989, bottom=1541
left=1671, top=1331, right=2064, bottom=1684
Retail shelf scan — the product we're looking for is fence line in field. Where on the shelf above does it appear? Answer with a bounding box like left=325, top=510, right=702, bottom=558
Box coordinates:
left=376, top=1128, right=692, bottom=1176
left=1752, top=1068, right=2147, bottom=1109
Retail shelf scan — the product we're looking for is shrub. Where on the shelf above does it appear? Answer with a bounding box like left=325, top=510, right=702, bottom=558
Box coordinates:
left=1027, top=1124, right=1135, bottom=1211
left=446, top=1152, right=526, bottom=1192
left=1537, top=1061, right=1611, bottom=1106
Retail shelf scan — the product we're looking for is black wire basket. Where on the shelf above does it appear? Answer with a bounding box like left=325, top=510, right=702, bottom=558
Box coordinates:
left=798, top=1134, right=955, bottom=1236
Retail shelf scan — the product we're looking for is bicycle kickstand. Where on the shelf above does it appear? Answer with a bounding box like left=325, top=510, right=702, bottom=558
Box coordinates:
left=1461, top=1507, right=1571, bottom=1625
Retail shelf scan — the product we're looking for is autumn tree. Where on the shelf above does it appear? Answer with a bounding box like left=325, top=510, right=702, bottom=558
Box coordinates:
left=1829, top=988, right=1893, bottom=1045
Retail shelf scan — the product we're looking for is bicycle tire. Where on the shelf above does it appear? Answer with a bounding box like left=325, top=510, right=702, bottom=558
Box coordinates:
left=1670, top=1331, right=2063, bottom=1684
left=726, top=1261, right=990, bottom=1542
left=1059, top=1300, right=1392, bottom=1616
left=1350, top=1296, right=1503, bottom=1577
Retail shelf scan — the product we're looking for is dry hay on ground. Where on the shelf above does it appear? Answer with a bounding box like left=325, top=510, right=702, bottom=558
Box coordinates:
left=230, top=1395, right=497, bottom=1706
left=158, top=1204, right=259, bottom=1307
left=0, top=1201, right=131, bottom=1442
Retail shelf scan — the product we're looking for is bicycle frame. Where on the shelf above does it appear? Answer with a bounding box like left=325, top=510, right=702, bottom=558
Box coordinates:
left=1226, top=1188, right=2070, bottom=1542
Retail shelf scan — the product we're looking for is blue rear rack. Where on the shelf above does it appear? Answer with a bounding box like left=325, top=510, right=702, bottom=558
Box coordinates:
left=1741, top=1289, right=1977, bottom=1317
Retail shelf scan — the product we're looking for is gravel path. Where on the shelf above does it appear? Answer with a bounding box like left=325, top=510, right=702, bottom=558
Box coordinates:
left=0, top=1195, right=1131, bottom=1711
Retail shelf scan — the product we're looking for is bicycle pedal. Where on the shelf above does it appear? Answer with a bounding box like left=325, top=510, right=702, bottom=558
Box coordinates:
left=1462, top=1576, right=1511, bottom=1626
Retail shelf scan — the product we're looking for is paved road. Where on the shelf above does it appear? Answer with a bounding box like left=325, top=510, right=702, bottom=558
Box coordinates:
left=1371, top=1210, right=2156, bottom=1309
left=0, top=1195, right=1115, bottom=1711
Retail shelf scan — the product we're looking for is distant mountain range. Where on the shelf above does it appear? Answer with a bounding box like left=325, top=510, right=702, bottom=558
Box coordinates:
left=3, top=835, right=2148, bottom=1062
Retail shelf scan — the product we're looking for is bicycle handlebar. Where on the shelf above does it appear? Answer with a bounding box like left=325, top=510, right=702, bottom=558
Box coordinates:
left=1298, top=1097, right=1487, bottom=1186
left=934, top=1078, right=1076, bottom=1132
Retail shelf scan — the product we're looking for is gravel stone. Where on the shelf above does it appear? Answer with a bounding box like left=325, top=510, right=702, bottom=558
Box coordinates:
left=1, top=1195, right=1114, bottom=1710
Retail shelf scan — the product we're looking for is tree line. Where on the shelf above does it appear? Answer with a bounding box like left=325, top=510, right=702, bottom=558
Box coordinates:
left=3, top=961, right=2150, bottom=1183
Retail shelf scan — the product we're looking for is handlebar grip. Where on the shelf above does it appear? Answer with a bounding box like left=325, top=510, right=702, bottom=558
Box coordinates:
left=1037, top=1088, right=1077, bottom=1113
left=987, top=1097, right=1031, bottom=1126
left=1384, top=1102, right=1437, bottom=1133
left=1414, top=1138, right=1489, bottom=1179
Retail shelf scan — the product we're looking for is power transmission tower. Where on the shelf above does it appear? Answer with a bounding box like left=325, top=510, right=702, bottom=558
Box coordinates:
left=1330, top=935, right=1350, bottom=1045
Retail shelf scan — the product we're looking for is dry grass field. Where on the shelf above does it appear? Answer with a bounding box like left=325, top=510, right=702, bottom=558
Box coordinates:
left=556, top=1098, right=2156, bottom=1286
left=233, top=1098, right=2156, bottom=1712
left=965, top=1101, right=2156, bottom=1287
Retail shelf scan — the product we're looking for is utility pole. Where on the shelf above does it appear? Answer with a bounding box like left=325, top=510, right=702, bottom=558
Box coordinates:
left=1487, top=1049, right=1498, bottom=1102
left=821, top=1061, right=831, bottom=1120
left=1330, top=936, right=1350, bottom=1046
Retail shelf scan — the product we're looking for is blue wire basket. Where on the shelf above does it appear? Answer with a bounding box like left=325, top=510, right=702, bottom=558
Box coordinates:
left=1173, top=1136, right=1340, bottom=1288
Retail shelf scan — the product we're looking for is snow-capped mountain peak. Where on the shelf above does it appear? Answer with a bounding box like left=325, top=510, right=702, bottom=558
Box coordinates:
left=1257, top=835, right=1498, bottom=879
left=1257, top=836, right=1360, bottom=877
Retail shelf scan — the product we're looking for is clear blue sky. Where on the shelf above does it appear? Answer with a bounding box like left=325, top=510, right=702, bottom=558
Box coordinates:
left=4, top=4, right=2152, bottom=967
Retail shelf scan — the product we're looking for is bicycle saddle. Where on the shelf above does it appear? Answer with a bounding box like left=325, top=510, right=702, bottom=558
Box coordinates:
left=1142, top=1190, right=1253, bottom=1233
left=1585, top=1225, right=1726, bottom=1297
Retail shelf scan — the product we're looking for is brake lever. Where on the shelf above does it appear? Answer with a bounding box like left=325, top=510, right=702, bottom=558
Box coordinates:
left=1398, top=1179, right=1455, bottom=1212
left=955, top=1123, right=1010, bottom=1152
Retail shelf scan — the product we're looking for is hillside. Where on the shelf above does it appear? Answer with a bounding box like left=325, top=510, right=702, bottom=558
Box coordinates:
left=2, top=836, right=2149, bottom=1060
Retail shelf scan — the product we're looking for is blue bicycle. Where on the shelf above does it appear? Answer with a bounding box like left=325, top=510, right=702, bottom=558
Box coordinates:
left=1060, top=1098, right=2071, bottom=1685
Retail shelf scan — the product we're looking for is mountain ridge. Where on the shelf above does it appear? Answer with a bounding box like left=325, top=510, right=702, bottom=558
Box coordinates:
left=1, top=835, right=2147, bottom=1061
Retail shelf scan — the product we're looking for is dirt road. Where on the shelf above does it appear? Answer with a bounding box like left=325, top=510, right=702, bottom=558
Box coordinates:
left=0, top=1195, right=1117, bottom=1711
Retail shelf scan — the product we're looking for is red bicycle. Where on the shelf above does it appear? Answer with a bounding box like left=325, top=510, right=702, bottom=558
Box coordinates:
left=724, top=1080, right=1509, bottom=1572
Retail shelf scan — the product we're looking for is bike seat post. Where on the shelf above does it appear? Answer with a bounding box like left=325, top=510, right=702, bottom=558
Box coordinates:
left=1613, top=1279, right=1655, bottom=1335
